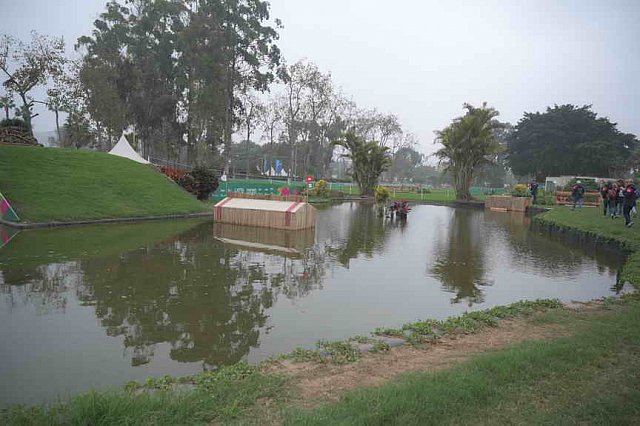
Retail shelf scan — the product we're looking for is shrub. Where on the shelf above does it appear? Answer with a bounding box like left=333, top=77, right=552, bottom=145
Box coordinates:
left=0, top=118, right=31, bottom=131
left=375, top=186, right=390, bottom=203
left=511, top=183, right=530, bottom=197
left=176, top=167, right=219, bottom=200
left=315, top=179, right=329, bottom=198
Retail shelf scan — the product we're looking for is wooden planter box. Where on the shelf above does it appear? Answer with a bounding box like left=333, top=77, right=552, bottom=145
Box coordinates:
left=485, top=195, right=531, bottom=212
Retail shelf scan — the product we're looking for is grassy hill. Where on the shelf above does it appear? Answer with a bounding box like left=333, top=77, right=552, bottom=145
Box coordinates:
left=0, top=145, right=209, bottom=223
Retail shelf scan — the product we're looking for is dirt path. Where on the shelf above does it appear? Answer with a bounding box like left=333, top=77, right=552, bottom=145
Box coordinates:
left=266, top=315, right=570, bottom=408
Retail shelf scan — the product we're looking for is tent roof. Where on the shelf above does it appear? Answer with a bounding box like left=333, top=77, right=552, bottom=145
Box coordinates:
left=214, top=197, right=305, bottom=213
left=109, top=135, right=149, bottom=164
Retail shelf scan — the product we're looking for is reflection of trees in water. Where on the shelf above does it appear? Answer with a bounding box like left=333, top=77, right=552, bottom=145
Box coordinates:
left=0, top=221, right=335, bottom=369
left=0, top=262, right=84, bottom=314
left=328, top=203, right=391, bottom=267
left=0, top=205, right=396, bottom=369
left=430, top=209, right=489, bottom=306
left=483, top=211, right=623, bottom=278
left=74, top=224, right=279, bottom=368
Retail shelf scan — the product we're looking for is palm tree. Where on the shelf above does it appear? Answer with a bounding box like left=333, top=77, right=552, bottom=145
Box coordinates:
left=334, top=131, right=392, bottom=196
left=435, top=103, right=503, bottom=200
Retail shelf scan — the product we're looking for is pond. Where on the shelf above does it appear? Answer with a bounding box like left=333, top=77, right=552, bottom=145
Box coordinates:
left=0, top=203, right=624, bottom=407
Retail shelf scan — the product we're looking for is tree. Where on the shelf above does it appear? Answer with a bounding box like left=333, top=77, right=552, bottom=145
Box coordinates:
left=388, top=145, right=424, bottom=182
left=0, top=32, right=66, bottom=131
left=334, top=131, right=391, bottom=196
left=260, top=97, right=283, bottom=176
left=0, top=95, right=15, bottom=119
left=76, top=0, right=281, bottom=163
left=237, top=91, right=264, bottom=178
left=506, top=104, right=637, bottom=179
left=435, top=103, right=503, bottom=200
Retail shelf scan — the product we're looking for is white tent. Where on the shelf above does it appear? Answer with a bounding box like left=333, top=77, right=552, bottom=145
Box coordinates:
left=109, top=135, right=149, bottom=164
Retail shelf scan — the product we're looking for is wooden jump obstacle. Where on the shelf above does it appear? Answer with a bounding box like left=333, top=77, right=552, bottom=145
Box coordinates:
left=554, top=191, right=601, bottom=207
left=214, top=192, right=317, bottom=230
left=485, top=195, right=531, bottom=212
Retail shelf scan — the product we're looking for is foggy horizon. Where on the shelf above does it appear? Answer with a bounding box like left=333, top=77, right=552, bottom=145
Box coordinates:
left=3, top=0, right=639, bottom=156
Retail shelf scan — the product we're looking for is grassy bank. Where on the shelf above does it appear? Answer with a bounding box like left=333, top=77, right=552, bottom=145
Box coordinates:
left=288, top=295, right=640, bottom=425
left=3, top=296, right=640, bottom=425
left=0, top=146, right=209, bottom=223
left=2, top=363, right=288, bottom=425
left=3, top=297, right=634, bottom=425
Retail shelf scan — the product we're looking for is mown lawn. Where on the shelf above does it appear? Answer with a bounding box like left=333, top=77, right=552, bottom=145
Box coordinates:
left=0, top=146, right=209, bottom=223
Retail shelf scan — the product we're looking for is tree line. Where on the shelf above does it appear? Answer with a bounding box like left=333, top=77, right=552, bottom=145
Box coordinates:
left=435, top=103, right=638, bottom=200
left=1, top=1, right=638, bottom=199
left=0, top=1, right=418, bottom=184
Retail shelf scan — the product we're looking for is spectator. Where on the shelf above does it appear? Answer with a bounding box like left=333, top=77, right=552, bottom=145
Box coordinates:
left=599, top=180, right=610, bottom=216
left=529, top=180, right=539, bottom=204
left=571, top=180, right=585, bottom=210
left=623, top=179, right=638, bottom=227
left=607, top=182, right=619, bottom=218
left=616, top=179, right=625, bottom=217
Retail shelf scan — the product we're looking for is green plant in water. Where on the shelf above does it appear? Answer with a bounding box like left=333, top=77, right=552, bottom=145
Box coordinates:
left=282, top=347, right=323, bottom=363
left=370, top=341, right=391, bottom=353
left=317, top=340, right=362, bottom=365
left=374, top=327, right=404, bottom=337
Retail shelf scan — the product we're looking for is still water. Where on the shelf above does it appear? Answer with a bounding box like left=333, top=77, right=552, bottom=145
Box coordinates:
left=0, top=203, right=624, bottom=406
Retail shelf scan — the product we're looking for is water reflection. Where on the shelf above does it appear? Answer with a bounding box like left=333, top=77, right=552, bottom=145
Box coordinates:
left=327, top=203, right=394, bottom=267
left=0, top=204, right=625, bottom=406
left=484, top=210, right=624, bottom=279
left=430, top=209, right=490, bottom=305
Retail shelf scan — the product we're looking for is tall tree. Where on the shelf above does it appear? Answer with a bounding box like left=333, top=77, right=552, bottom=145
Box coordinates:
left=260, top=97, right=283, bottom=175
left=76, top=0, right=281, bottom=162
left=334, top=131, right=391, bottom=196
left=435, top=103, right=503, bottom=200
left=507, top=104, right=637, bottom=179
left=237, top=91, right=264, bottom=177
left=0, top=32, right=66, bottom=131
left=388, top=145, right=424, bottom=182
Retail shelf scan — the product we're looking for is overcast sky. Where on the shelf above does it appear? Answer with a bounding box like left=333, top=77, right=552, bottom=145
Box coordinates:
left=3, top=0, right=639, bottom=155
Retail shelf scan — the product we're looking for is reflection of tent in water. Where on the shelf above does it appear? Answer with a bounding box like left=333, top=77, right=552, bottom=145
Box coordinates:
left=213, top=223, right=315, bottom=257
left=214, top=193, right=316, bottom=230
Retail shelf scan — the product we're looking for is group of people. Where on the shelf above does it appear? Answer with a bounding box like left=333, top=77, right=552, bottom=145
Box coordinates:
left=597, top=179, right=639, bottom=227
left=527, top=178, right=639, bottom=227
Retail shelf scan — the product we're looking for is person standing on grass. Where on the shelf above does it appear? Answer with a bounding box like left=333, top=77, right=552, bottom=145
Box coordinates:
left=607, top=182, right=619, bottom=218
left=600, top=180, right=610, bottom=216
left=529, top=180, right=539, bottom=204
left=571, top=181, right=585, bottom=210
left=623, top=179, right=638, bottom=227
left=617, top=179, right=626, bottom=217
